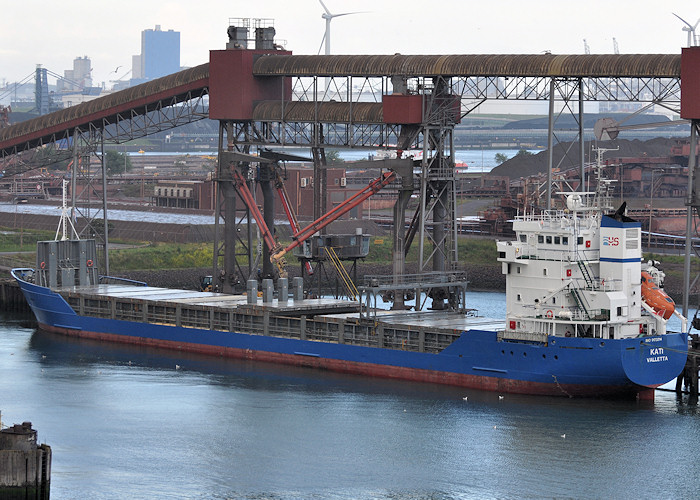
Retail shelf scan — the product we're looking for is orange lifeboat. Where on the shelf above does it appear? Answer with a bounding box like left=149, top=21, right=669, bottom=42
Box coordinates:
left=641, top=271, right=675, bottom=320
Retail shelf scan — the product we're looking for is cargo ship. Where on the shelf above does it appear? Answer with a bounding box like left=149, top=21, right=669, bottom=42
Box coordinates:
left=11, top=167, right=689, bottom=400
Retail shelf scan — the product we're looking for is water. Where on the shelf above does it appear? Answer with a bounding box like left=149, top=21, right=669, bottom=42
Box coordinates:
left=340, top=148, right=529, bottom=173
left=127, top=148, right=529, bottom=172
left=0, top=203, right=220, bottom=225
left=2, top=291, right=700, bottom=500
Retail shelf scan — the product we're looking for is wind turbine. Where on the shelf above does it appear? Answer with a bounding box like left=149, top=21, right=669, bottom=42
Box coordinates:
left=673, top=13, right=700, bottom=47
left=318, top=0, right=364, bottom=55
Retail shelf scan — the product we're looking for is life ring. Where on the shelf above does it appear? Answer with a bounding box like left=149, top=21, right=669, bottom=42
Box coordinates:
left=546, top=310, right=554, bottom=319
left=86, top=259, right=93, bottom=267
left=39, top=261, right=46, bottom=269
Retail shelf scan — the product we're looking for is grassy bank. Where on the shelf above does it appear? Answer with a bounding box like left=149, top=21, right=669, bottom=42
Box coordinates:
left=0, top=227, right=499, bottom=272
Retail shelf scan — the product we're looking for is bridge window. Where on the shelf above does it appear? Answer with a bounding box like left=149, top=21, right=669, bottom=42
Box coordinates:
left=546, top=236, right=552, bottom=244
left=520, top=234, right=527, bottom=242
left=562, top=236, right=568, bottom=245
left=554, top=236, right=560, bottom=244
left=538, top=235, right=544, bottom=244
left=577, top=236, right=583, bottom=245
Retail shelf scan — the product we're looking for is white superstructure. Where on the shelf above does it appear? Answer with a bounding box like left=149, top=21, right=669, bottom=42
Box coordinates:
left=496, top=152, right=682, bottom=342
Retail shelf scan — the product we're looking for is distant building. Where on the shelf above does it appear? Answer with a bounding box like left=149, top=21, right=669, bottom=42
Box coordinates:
left=131, top=25, right=180, bottom=85
left=57, top=56, right=93, bottom=92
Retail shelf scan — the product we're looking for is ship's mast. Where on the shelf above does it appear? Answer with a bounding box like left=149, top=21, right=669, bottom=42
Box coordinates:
left=55, top=179, right=79, bottom=241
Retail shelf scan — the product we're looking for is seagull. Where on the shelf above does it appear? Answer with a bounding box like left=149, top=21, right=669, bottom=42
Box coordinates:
left=462, top=396, right=468, bottom=401
left=561, top=434, right=566, bottom=439
left=175, top=364, right=181, bottom=370
left=498, top=395, right=504, bottom=400
left=41, top=355, right=46, bottom=359
left=113, top=65, right=122, bottom=74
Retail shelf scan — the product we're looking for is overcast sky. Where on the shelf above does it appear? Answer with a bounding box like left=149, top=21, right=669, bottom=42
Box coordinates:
left=2, top=0, right=699, bottom=86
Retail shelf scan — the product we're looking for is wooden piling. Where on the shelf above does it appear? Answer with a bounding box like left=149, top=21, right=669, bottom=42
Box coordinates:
left=675, top=334, right=700, bottom=401
left=0, top=278, right=30, bottom=312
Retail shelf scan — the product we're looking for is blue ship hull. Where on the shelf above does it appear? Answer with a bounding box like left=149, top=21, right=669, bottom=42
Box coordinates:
left=12, top=270, right=688, bottom=399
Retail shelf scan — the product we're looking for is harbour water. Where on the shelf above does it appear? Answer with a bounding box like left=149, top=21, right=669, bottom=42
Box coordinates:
left=2, top=290, right=700, bottom=499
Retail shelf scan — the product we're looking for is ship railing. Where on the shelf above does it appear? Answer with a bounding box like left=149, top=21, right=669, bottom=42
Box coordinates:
left=515, top=248, right=577, bottom=261
left=524, top=305, right=609, bottom=322
left=362, top=271, right=467, bottom=288
left=513, top=209, right=568, bottom=223
left=360, top=271, right=469, bottom=319
left=512, top=314, right=611, bottom=339
left=572, top=276, right=617, bottom=292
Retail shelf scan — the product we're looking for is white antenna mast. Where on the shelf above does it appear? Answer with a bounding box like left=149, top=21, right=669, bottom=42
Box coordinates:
left=55, top=179, right=79, bottom=241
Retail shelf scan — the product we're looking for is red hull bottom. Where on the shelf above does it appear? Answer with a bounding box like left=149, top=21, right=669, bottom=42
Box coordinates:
left=40, top=324, right=655, bottom=401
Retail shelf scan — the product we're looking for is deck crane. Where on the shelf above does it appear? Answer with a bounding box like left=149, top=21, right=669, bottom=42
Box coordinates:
left=232, top=165, right=396, bottom=279
left=273, top=168, right=314, bottom=275
left=258, top=149, right=316, bottom=276
left=271, top=171, right=396, bottom=268
left=231, top=169, right=287, bottom=277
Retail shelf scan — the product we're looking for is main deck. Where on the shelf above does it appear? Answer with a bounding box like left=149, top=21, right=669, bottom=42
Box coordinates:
left=56, top=283, right=505, bottom=354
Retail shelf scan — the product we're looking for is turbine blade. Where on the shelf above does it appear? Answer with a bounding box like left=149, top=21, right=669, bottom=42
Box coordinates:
left=673, top=12, right=693, bottom=29
left=333, top=11, right=368, bottom=17
left=319, top=0, right=331, bottom=16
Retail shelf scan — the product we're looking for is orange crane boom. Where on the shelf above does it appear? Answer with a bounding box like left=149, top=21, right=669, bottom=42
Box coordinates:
left=233, top=168, right=396, bottom=278
left=274, top=170, right=313, bottom=275
left=232, top=170, right=286, bottom=275
left=271, top=171, right=396, bottom=265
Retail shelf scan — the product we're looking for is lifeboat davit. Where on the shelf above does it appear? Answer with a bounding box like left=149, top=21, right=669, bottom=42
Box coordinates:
left=641, top=271, right=675, bottom=320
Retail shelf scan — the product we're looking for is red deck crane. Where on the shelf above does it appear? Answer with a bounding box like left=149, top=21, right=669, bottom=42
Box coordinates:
left=271, top=171, right=396, bottom=266
left=233, top=168, right=397, bottom=278
left=232, top=169, right=287, bottom=276
left=274, top=169, right=314, bottom=275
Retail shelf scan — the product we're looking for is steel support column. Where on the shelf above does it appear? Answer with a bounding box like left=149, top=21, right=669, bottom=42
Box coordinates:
left=683, top=120, right=698, bottom=318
